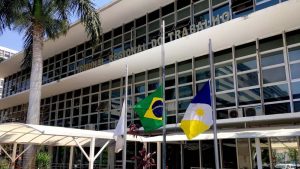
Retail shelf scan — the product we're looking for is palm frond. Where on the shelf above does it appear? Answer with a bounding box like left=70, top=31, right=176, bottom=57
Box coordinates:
left=22, top=26, right=33, bottom=69
left=71, top=0, right=102, bottom=45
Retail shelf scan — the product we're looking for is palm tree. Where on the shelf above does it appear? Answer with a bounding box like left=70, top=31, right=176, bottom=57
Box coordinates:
left=0, top=0, right=102, bottom=168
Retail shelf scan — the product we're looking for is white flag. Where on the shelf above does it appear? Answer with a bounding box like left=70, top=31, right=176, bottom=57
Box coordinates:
left=113, top=101, right=126, bottom=153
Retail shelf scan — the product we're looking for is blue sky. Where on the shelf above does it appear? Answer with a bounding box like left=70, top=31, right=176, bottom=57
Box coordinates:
left=0, top=0, right=112, bottom=52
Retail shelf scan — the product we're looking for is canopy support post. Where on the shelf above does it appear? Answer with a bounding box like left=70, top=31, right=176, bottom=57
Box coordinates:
left=68, top=146, right=74, bottom=169
left=94, top=140, right=110, bottom=160
left=73, top=137, right=90, bottom=161
left=157, top=142, right=161, bottom=169
left=0, top=144, right=13, bottom=161
left=89, top=137, right=95, bottom=169
left=10, top=143, right=17, bottom=169
left=255, top=138, right=262, bottom=169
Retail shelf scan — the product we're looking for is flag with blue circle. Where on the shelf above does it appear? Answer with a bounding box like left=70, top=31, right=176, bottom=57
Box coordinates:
left=180, top=81, right=213, bottom=140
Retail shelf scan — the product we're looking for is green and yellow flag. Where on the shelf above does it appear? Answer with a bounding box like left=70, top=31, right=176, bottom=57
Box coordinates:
left=133, top=86, right=163, bottom=132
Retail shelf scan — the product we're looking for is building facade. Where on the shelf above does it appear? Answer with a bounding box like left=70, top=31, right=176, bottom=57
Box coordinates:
left=0, top=46, right=17, bottom=98
left=0, top=0, right=300, bottom=168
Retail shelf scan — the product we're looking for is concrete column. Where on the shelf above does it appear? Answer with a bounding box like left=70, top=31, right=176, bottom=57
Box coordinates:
left=255, top=138, right=263, bottom=169
left=68, top=146, right=74, bottom=169
left=108, top=143, right=115, bottom=169
left=157, top=142, right=161, bottom=169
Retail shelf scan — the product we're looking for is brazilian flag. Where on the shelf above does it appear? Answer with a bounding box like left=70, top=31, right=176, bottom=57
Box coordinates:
left=133, top=86, right=163, bottom=132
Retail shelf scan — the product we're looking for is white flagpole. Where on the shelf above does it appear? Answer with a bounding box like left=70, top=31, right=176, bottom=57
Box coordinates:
left=122, top=64, right=128, bottom=169
left=209, top=39, right=220, bottom=169
left=161, top=20, right=167, bottom=169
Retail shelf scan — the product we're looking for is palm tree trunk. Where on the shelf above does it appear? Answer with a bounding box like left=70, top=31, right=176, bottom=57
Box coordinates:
left=23, top=24, right=44, bottom=169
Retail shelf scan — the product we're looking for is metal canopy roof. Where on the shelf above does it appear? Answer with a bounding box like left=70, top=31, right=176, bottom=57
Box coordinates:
left=0, top=123, right=143, bottom=147
left=143, top=125, right=300, bottom=142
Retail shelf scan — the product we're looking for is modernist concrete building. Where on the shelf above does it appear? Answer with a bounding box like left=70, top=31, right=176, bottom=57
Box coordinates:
left=0, top=0, right=300, bottom=168
left=0, top=46, right=17, bottom=98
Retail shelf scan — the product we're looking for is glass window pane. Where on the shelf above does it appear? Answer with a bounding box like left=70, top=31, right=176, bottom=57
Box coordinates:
left=179, top=85, right=193, bottom=98
left=235, top=42, right=256, bottom=58
left=178, top=59, right=192, bottom=72
left=178, top=99, right=191, bottom=114
left=135, top=72, right=145, bottom=82
left=290, top=63, right=300, bottom=79
left=237, top=57, right=257, bottom=72
left=178, top=72, right=192, bottom=85
left=111, top=89, right=120, bottom=98
left=262, top=67, right=286, bottom=84
left=292, top=81, right=300, bottom=99
left=166, top=88, right=176, bottom=100
left=216, top=92, right=236, bottom=108
left=214, top=49, right=232, bottom=63
left=166, top=76, right=175, bottom=87
left=288, top=46, right=300, bottom=62
left=294, top=101, right=300, bottom=112
left=286, top=29, right=300, bottom=45
left=177, top=7, right=190, bottom=20
left=194, top=0, right=209, bottom=13
left=261, top=51, right=284, bottom=67
left=238, top=72, right=259, bottom=88
left=148, top=68, right=159, bottom=79
left=194, top=55, right=209, bottom=68
left=135, top=84, right=145, bottom=93
left=148, top=80, right=159, bottom=91
left=196, top=68, right=210, bottom=81
left=215, top=63, right=233, bottom=77
left=259, top=35, right=283, bottom=52
left=216, top=77, right=234, bottom=92
left=238, top=89, right=261, bottom=105
left=263, top=84, right=289, bottom=102
left=265, top=102, right=291, bottom=115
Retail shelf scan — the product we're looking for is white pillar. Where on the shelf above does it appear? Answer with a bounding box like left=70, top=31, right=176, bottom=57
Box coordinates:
left=89, top=137, right=95, bottom=169
left=255, top=138, right=263, bottom=169
left=157, top=142, right=161, bottom=169
left=68, top=146, right=74, bottom=169
left=108, top=143, right=115, bottom=169
left=11, top=143, right=17, bottom=169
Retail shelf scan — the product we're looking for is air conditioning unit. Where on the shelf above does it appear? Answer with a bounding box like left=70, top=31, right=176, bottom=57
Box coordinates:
left=228, top=108, right=243, bottom=118
left=85, top=124, right=96, bottom=130
left=244, top=106, right=263, bottom=117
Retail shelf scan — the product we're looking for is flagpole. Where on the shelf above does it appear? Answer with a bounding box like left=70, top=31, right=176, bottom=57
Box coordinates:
left=122, top=64, right=128, bottom=169
left=209, top=39, right=220, bottom=169
left=161, top=20, right=167, bottom=169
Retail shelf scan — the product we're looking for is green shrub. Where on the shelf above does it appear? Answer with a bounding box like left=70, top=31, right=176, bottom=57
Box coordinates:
left=0, top=158, right=9, bottom=169
left=36, top=151, right=51, bottom=169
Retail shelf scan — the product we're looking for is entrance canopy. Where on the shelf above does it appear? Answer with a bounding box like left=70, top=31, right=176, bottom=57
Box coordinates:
left=0, top=123, right=143, bottom=146
left=143, top=125, right=300, bottom=142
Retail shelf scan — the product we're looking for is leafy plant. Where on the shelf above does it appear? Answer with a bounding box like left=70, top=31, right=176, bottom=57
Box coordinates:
left=36, top=151, right=51, bottom=169
left=0, top=158, right=9, bottom=169
left=132, top=147, right=156, bottom=169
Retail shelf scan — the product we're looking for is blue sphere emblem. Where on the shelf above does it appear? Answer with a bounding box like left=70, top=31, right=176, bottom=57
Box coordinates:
left=152, top=100, right=163, bottom=118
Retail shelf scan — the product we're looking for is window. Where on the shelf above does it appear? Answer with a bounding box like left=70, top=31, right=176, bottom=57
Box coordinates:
left=237, top=57, right=257, bottom=72
left=288, top=47, right=300, bottom=62
left=255, top=0, right=279, bottom=11
left=263, top=84, right=289, bottom=102
left=232, top=0, right=254, bottom=18
left=261, top=51, right=284, bottom=67
left=238, top=88, right=261, bottom=105
left=238, top=72, right=259, bottom=88
left=262, top=67, right=286, bottom=84
left=265, top=102, right=290, bottom=115
left=216, top=92, right=236, bottom=108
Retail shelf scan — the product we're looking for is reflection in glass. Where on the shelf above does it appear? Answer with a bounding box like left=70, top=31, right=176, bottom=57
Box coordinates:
left=263, top=84, right=289, bottom=102
left=216, top=77, right=234, bottom=92
left=179, top=85, right=193, bottom=98
left=271, top=137, right=299, bottom=168
left=261, top=51, right=284, bottom=67
left=215, top=63, right=233, bottom=77
left=183, top=141, right=200, bottom=169
left=292, top=81, right=300, bottom=99
left=288, top=47, right=300, bottom=62
left=166, top=88, right=176, bottom=100
left=238, top=88, right=261, bottom=105
left=238, top=72, right=259, bottom=88
left=263, top=67, right=286, bottom=84
left=178, top=73, right=192, bottom=84
left=222, top=139, right=237, bottom=168
left=178, top=99, right=191, bottom=113
left=216, top=92, right=235, bottom=108
left=196, top=68, right=210, bottom=81
left=256, top=0, right=279, bottom=11
left=265, top=102, right=291, bottom=115
left=237, top=57, right=257, bottom=72
left=291, top=63, right=300, bottom=79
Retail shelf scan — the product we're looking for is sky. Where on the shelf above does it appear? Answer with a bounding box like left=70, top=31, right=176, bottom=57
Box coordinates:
left=0, top=0, right=112, bottom=52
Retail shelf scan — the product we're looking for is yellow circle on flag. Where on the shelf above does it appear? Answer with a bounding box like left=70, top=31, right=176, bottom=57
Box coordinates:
left=196, top=108, right=205, bottom=116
